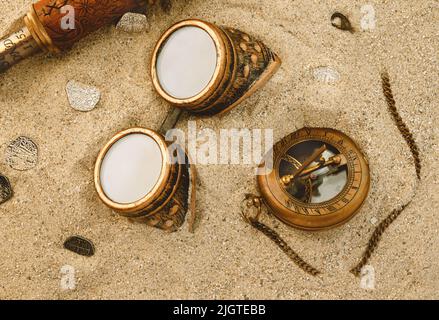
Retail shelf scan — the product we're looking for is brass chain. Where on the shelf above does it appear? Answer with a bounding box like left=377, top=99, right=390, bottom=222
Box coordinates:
left=350, top=202, right=412, bottom=276
left=242, top=71, right=421, bottom=277
left=241, top=194, right=321, bottom=276
left=350, top=71, right=421, bottom=276
left=381, top=71, right=422, bottom=179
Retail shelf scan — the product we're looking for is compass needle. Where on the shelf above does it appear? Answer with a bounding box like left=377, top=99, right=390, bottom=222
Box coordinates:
left=281, top=144, right=327, bottom=186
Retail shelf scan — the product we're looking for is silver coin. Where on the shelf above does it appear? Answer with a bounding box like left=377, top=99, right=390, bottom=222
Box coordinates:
left=66, top=80, right=101, bottom=112
left=116, top=13, right=149, bottom=33
left=5, top=136, right=38, bottom=171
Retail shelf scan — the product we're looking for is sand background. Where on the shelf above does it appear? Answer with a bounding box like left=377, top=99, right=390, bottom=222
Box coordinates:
left=0, top=0, right=438, bottom=299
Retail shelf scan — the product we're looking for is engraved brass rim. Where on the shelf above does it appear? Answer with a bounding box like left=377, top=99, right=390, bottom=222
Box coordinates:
left=24, top=5, right=61, bottom=54
left=151, top=19, right=227, bottom=107
left=257, top=127, right=370, bottom=231
left=94, top=128, right=172, bottom=214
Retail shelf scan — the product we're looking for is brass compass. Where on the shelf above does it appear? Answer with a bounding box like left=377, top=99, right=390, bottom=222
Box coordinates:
left=257, top=127, right=370, bottom=231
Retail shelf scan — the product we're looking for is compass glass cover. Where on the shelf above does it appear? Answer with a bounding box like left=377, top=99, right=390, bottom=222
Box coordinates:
left=279, top=140, right=348, bottom=204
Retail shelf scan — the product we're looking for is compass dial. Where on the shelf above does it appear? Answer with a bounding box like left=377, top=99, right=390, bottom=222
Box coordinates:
left=257, top=127, right=370, bottom=230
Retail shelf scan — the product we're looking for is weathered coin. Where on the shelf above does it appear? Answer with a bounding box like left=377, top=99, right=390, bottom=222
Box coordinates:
left=5, top=136, right=38, bottom=171
left=116, top=13, right=149, bottom=33
left=66, top=80, right=101, bottom=112
left=63, top=236, right=95, bottom=257
left=0, top=174, right=13, bottom=205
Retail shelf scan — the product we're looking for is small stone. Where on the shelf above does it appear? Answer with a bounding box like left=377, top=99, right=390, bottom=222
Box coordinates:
left=66, top=80, right=101, bottom=112
left=0, top=174, right=13, bottom=205
left=313, top=66, right=340, bottom=83
left=5, top=136, right=38, bottom=171
left=370, top=217, right=378, bottom=225
left=116, top=13, right=150, bottom=33
left=64, top=236, right=95, bottom=257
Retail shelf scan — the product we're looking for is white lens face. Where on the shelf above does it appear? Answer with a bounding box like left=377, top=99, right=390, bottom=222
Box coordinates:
left=156, top=26, right=218, bottom=99
left=100, top=133, right=163, bottom=204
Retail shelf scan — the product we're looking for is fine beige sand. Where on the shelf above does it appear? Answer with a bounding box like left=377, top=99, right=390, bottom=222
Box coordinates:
left=0, top=0, right=438, bottom=299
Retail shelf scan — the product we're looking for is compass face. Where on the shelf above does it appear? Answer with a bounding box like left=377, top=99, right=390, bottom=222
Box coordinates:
left=257, top=127, right=370, bottom=231
left=279, top=140, right=348, bottom=204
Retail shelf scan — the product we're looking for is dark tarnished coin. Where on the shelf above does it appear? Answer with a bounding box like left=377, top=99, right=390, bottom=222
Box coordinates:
left=331, top=12, right=354, bottom=33
left=0, top=174, right=13, bottom=205
left=63, top=236, right=95, bottom=257
left=5, top=136, right=38, bottom=171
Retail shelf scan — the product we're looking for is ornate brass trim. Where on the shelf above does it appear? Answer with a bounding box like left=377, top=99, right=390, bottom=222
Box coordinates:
left=24, top=5, right=60, bottom=54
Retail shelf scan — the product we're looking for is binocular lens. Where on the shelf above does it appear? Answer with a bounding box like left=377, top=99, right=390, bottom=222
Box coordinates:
left=156, top=26, right=218, bottom=99
left=100, top=133, right=163, bottom=204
